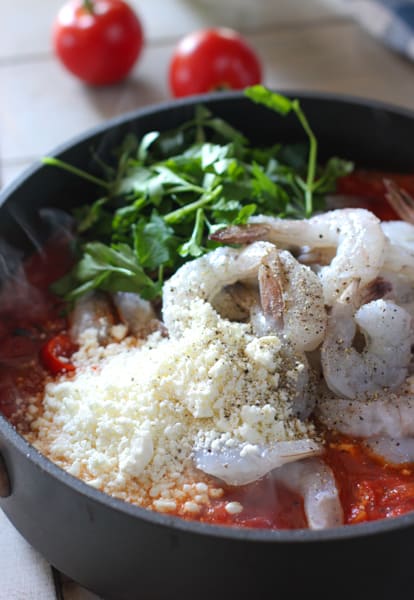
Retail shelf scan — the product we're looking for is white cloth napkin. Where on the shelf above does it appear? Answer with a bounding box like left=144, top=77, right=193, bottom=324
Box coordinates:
left=0, top=509, right=56, bottom=599
left=0, top=509, right=101, bottom=599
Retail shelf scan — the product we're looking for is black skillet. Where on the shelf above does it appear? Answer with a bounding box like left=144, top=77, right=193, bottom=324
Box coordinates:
left=1, top=91, right=414, bottom=599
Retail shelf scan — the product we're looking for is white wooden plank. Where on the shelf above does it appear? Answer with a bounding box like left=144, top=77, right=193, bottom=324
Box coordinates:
left=2, top=19, right=414, bottom=164
left=252, top=21, right=414, bottom=112
left=0, top=161, right=34, bottom=190
left=1, top=0, right=347, bottom=60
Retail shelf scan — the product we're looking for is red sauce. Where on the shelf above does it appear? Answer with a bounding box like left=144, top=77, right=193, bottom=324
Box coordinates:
left=336, top=170, right=414, bottom=221
left=0, top=236, right=73, bottom=425
left=324, top=435, right=414, bottom=524
left=2, top=185, right=414, bottom=530
left=198, top=478, right=307, bottom=530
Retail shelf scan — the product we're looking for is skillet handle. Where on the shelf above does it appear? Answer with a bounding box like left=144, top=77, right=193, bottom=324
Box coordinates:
left=0, top=452, right=11, bottom=497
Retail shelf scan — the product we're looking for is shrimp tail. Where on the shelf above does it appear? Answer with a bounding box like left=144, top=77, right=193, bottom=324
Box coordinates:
left=209, top=223, right=271, bottom=244
left=384, top=179, right=414, bottom=225
left=258, top=249, right=285, bottom=329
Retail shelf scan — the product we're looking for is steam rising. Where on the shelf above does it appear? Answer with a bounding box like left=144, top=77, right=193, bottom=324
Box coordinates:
left=0, top=207, right=75, bottom=316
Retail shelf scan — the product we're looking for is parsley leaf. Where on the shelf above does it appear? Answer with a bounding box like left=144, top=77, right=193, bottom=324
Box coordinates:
left=43, top=86, right=354, bottom=302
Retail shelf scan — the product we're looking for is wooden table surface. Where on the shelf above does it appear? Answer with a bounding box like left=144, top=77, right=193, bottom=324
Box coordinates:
left=1, top=0, right=414, bottom=598
left=2, top=0, right=414, bottom=190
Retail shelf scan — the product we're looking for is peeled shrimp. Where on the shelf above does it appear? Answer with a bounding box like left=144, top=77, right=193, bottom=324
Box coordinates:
left=321, top=291, right=413, bottom=399
left=193, top=439, right=321, bottom=486
left=162, top=241, right=275, bottom=337
left=256, top=247, right=326, bottom=351
left=382, top=220, right=414, bottom=252
left=69, top=291, right=115, bottom=344
left=316, top=390, right=414, bottom=439
left=163, top=241, right=327, bottom=352
left=382, top=221, right=414, bottom=280
left=364, top=437, right=414, bottom=464
left=197, top=445, right=344, bottom=529
left=273, top=458, right=343, bottom=530
left=212, top=208, right=386, bottom=305
left=211, top=282, right=259, bottom=322
left=161, top=241, right=329, bottom=483
left=378, top=270, right=414, bottom=320
left=112, top=292, right=162, bottom=337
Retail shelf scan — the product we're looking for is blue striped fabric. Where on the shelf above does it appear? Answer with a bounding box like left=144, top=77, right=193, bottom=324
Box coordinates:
left=345, top=1, right=414, bottom=60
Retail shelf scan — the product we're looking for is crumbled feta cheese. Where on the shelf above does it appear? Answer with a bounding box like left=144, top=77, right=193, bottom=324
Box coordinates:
left=245, top=336, right=282, bottom=371
left=225, top=501, right=243, bottom=515
left=28, top=297, right=315, bottom=508
left=183, top=501, right=201, bottom=514
left=153, top=499, right=177, bottom=512
left=119, top=427, right=154, bottom=477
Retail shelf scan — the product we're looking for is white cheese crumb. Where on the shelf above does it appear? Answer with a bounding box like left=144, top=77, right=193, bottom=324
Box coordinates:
left=118, top=426, right=153, bottom=477
left=245, top=336, right=282, bottom=371
left=110, top=323, right=128, bottom=341
left=195, top=482, right=208, bottom=493
left=208, top=488, right=224, bottom=499
left=183, top=501, right=201, bottom=514
left=225, top=501, right=243, bottom=515
left=153, top=499, right=177, bottom=512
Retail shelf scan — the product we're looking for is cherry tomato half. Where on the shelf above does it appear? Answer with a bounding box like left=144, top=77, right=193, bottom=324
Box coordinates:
left=169, top=27, right=262, bottom=98
left=40, top=334, right=78, bottom=375
left=53, top=0, right=144, bottom=85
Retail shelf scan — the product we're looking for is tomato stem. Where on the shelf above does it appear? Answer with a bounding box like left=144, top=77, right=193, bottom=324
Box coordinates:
left=83, top=0, right=95, bottom=14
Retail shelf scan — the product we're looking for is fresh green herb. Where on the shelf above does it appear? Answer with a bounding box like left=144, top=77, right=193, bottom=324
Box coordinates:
left=245, top=85, right=317, bottom=217
left=43, top=85, right=353, bottom=302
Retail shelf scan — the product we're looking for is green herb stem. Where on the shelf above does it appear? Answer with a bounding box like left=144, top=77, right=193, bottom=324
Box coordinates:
left=244, top=86, right=318, bottom=218
left=41, top=157, right=110, bottom=189
left=291, top=100, right=317, bottom=217
left=163, top=185, right=223, bottom=224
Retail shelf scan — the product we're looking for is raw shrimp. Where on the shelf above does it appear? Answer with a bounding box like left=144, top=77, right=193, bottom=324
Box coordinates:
left=112, top=291, right=163, bottom=337
left=162, top=242, right=328, bottom=485
left=211, top=208, right=386, bottom=305
left=378, top=270, right=414, bottom=320
left=193, top=439, right=321, bottom=486
left=364, top=436, right=414, bottom=465
left=382, top=220, right=414, bottom=280
left=163, top=241, right=327, bottom=352
left=316, top=386, right=414, bottom=439
left=382, top=220, right=414, bottom=252
left=211, top=282, right=259, bottom=322
left=377, top=221, right=414, bottom=319
left=70, top=291, right=163, bottom=345
left=162, top=241, right=275, bottom=337
left=69, top=291, right=115, bottom=344
left=321, top=286, right=413, bottom=399
left=256, top=247, right=326, bottom=351
left=273, top=458, right=343, bottom=530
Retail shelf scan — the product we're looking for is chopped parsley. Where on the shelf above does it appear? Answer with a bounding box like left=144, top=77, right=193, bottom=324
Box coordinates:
left=42, top=85, right=353, bottom=301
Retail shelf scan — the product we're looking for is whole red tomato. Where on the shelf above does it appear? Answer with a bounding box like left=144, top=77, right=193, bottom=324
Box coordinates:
left=169, top=27, right=262, bottom=97
left=53, top=0, right=144, bottom=85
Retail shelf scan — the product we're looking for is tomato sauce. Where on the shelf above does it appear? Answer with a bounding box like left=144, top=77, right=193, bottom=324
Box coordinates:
left=197, top=478, right=307, bottom=530
left=324, top=435, right=414, bottom=524
left=181, top=438, right=414, bottom=529
left=2, top=182, right=414, bottom=530
left=0, top=237, right=73, bottom=425
left=336, top=171, right=414, bottom=221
